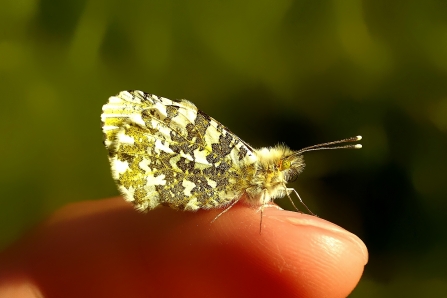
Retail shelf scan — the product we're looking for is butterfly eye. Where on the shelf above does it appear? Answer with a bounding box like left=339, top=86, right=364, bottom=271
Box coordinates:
left=280, top=159, right=291, bottom=170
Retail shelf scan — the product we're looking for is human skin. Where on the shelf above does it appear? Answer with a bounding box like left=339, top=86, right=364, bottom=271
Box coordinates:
left=0, top=197, right=368, bottom=298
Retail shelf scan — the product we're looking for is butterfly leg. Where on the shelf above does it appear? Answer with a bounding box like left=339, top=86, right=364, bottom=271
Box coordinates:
left=284, top=186, right=315, bottom=215
left=211, top=198, right=240, bottom=223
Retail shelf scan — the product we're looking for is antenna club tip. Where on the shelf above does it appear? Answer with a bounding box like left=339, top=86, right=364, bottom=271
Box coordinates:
left=354, top=144, right=362, bottom=149
left=356, top=135, right=362, bottom=140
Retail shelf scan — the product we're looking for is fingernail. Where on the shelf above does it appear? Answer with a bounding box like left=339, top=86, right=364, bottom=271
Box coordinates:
left=267, top=211, right=369, bottom=264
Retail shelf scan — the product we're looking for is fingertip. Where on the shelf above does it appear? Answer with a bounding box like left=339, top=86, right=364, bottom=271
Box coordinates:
left=264, top=209, right=368, bottom=265
left=260, top=209, right=368, bottom=298
left=190, top=204, right=367, bottom=297
left=0, top=198, right=367, bottom=298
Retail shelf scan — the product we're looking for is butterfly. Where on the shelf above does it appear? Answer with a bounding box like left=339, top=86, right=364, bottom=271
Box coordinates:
left=101, top=90, right=361, bottom=224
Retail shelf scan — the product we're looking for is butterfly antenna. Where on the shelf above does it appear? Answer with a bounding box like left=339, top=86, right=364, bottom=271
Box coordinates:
left=293, top=136, right=362, bottom=155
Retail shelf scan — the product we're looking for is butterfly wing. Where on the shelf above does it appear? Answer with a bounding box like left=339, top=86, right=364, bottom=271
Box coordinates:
left=101, top=90, right=257, bottom=211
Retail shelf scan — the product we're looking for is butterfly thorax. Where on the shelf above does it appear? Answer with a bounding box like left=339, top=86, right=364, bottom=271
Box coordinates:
left=243, top=145, right=305, bottom=205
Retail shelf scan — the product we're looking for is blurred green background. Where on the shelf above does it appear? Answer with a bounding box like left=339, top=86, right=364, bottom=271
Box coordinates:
left=2, top=0, right=447, bottom=296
